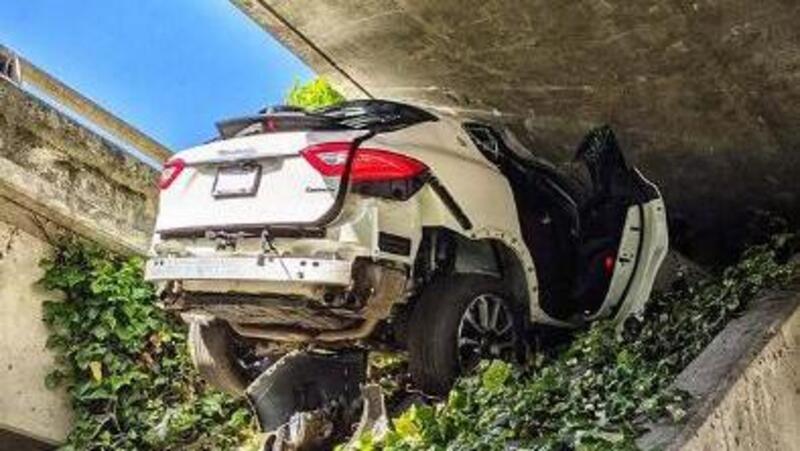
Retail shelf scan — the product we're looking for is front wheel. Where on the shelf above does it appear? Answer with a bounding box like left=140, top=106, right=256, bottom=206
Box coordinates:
left=407, top=274, right=525, bottom=395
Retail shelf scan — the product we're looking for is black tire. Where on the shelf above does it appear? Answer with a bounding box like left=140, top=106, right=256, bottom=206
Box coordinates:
left=188, top=319, right=248, bottom=395
left=407, top=274, right=525, bottom=395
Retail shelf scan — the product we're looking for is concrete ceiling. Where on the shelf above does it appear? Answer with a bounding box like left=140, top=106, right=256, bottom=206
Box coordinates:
left=234, top=0, right=800, bottom=260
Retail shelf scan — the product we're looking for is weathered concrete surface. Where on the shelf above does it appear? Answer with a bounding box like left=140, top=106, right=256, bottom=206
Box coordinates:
left=0, top=222, right=71, bottom=444
left=0, top=73, right=160, bottom=444
left=638, top=285, right=800, bottom=450
left=0, top=76, right=158, bottom=255
left=678, top=294, right=800, bottom=450
left=234, top=0, right=800, bottom=260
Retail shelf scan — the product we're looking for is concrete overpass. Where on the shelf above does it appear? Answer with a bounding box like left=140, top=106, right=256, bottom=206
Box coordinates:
left=233, top=0, right=800, bottom=261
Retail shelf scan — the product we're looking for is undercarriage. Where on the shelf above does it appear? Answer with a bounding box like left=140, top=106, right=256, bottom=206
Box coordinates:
left=161, top=260, right=407, bottom=346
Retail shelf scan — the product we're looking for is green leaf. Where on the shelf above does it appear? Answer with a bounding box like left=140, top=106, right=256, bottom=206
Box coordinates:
left=481, top=360, right=512, bottom=393
left=285, top=77, right=345, bottom=109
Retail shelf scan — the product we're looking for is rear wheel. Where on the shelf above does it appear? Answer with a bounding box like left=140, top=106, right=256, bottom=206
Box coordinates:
left=407, top=274, right=525, bottom=395
left=187, top=318, right=248, bottom=395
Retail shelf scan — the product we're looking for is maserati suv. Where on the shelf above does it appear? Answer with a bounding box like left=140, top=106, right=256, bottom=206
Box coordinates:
left=145, top=100, right=668, bottom=395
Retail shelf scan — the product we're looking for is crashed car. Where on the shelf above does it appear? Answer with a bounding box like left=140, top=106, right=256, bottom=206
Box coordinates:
left=145, top=100, right=668, bottom=399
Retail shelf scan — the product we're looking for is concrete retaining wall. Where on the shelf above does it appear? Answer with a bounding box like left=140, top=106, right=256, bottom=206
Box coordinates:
left=0, top=76, right=159, bottom=443
left=677, top=292, right=799, bottom=450
left=0, top=222, right=71, bottom=444
left=639, top=284, right=800, bottom=450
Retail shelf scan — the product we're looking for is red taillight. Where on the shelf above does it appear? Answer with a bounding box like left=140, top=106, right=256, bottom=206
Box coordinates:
left=158, top=158, right=185, bottom=190
left=301, top=142, right=428, bottom=182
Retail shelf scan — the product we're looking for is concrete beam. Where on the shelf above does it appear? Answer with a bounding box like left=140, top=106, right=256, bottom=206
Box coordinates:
left=0, top=77, right=158, bottom=255
left=1, top=45, right=171, bottom=164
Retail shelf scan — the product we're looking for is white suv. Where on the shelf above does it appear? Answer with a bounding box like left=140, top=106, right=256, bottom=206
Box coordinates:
left=145, top=101, right=668, bottom=395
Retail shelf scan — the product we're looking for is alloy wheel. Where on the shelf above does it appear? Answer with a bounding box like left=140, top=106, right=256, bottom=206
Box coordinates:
left=456, top=293, right=518, bottom=370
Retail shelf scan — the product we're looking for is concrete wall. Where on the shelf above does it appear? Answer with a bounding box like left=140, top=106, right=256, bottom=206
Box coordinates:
left=0, top=77, right=158, bottom=255
left=0, top=76, right=159, bottom=443
left=678, top=294, right=799, bottom=451
left=639, top=285, right=800, bottom=450
left=0, top=221, right=71, bottom=444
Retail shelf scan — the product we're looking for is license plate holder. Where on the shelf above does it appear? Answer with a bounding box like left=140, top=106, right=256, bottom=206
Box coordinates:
left=212, top=164, right=262, bottom=198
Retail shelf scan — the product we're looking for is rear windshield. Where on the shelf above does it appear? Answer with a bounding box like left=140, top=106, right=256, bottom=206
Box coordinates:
left=216, top=100, right=438, bottom=139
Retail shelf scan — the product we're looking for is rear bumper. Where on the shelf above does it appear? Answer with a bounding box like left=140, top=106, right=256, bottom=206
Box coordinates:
left=147, top=256, right=408, bottom=345
left=144, top=256, right=352, bottom=286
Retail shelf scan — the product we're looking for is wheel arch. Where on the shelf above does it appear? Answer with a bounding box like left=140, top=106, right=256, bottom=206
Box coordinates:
left=412, top=226, right=537, bottom=326
left=490, top=238, right=533, bottom=323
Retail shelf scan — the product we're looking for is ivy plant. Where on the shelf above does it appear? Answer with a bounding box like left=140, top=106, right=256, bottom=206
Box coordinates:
left=285, top=77, right=345, bottom=109
left=41, top=238, right=258, bottom=450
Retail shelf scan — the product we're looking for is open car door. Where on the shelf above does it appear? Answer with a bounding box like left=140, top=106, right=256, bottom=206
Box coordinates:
left=571, top=126, right=669, bottom=323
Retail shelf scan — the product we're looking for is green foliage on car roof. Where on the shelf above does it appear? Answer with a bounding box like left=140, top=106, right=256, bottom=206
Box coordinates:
left=285, top=76, right=345, bottom=110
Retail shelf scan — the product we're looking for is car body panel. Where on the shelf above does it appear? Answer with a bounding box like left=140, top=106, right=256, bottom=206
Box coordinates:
left=612, top=196, right=669, bottom=323
left=156, top=130, right=367, bottom=232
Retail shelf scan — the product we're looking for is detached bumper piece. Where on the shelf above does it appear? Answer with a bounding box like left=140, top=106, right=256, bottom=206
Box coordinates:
left=248, top=350, right=366, bottom=450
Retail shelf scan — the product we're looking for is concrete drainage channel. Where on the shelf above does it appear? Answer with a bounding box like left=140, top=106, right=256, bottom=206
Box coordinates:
left=638, top=282, right=800, bottom=450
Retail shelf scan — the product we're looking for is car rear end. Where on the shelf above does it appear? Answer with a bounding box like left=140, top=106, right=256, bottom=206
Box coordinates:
left=145, top=103, right=440, bottom=344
